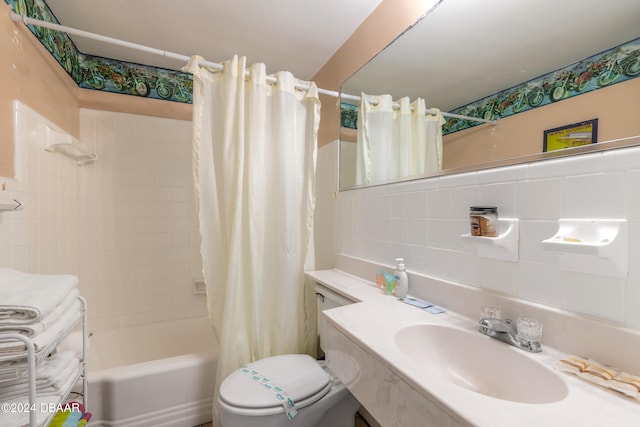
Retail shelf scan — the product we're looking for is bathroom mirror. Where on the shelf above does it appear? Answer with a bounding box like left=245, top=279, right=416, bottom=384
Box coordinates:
left=339, top=0, right=640, bottom=190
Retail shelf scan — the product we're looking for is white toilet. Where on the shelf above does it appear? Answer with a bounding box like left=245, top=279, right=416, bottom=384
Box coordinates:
left=217, top=284, right=360, bottom=427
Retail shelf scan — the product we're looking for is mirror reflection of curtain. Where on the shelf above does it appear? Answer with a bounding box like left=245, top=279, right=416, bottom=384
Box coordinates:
left=355, top=93, right=445, bottom=185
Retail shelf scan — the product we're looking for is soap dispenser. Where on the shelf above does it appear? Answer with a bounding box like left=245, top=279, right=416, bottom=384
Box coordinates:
left=394, top=258, right=408, bottom=298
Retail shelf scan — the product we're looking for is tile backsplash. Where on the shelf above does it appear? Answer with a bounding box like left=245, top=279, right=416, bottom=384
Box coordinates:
left=0, top=102, right=205, bottom=332
left=4, top=105, right=639, bottom=334
left=331, top=141, right=640, bottom=330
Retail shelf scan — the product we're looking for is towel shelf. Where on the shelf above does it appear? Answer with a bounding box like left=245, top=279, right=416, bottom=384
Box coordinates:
left=45, top=125, right=96, bottom=166
left=0, top=297, right=88, bottom=427
left=0, top=197, right=23, bottom=212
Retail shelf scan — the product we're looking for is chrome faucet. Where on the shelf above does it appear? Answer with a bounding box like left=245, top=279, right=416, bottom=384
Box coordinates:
left=479, top=318, right=542, bottom=353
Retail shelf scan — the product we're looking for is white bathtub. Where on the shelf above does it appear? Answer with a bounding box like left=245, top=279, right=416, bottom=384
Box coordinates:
left=87, top=317, right=218, bottom=427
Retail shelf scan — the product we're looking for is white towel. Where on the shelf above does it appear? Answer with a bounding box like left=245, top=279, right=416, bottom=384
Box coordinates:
left=0, top=394, right=61, bottom=427
left=0, top=351, right=76, bottom=387
left=56, top=330, right=86, bottom=361
left=0, top=289, right=80, bottom=337
left=0, top=268, right=79, bottom=324
left=0, top=351, right=80, bottom=400
left=0, top=301, right=81, bottom=359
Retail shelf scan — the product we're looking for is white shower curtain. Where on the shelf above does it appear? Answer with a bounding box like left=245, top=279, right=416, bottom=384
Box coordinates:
left=184, top=55, right=320, bottom=425
left=355, top=93, right=445, bottom=186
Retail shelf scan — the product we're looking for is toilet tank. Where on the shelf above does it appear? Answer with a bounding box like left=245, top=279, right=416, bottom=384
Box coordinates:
left=315, top=283, right=356, bottom=353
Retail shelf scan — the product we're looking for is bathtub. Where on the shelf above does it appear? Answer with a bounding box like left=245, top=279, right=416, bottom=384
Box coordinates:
left=86, top=317, right=218, bottom=427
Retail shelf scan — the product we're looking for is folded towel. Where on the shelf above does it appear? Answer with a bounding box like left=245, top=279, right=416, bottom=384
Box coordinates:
left=56, top=330, right=85, bottom=361
left=1, top=351, right=76, bottom=387
left=49, top=406, right=84, bottom=427
left=48, top=410, right=72, bottom=427
left=61, top=410, right=83, bottom=427
left=0, top=359, right=79, bottom=401
left=0, top=359, right=22, bottom=382
left=0, top=351, right=79, bottom=400
left=0, top=394, right=61, bottom=427
left=0, top=301, right=81, bottom=360
left=0, top=289, right=80, bottom=337
left=0, top=334, right=83, bottom=382
left=0, top=268, right=78, bottom=324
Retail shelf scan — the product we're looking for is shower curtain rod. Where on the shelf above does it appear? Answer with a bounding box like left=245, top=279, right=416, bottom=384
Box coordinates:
left=10, top=11, right=496, bottom=126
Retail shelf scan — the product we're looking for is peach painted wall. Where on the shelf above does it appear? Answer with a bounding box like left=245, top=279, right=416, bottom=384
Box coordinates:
left=0, top=2, right=79, bottom=178
left=77, top=86, right=192, bottom=122
left=0, top=2, right=192, bottom=178
left=312, top=0, right=439, bottom=148
left=443, top=78, right=640, bottom=170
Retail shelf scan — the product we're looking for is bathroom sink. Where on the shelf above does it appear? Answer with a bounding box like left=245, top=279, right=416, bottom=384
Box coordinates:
left=394, top=324, right=568, bottom=404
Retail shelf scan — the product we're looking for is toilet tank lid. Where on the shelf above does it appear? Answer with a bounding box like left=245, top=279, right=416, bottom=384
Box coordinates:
left=219, top=354, right=331, bottom=411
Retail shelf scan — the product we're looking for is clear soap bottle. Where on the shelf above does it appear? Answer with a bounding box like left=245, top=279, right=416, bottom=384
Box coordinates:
left=394, top=258, right=408, bottom=298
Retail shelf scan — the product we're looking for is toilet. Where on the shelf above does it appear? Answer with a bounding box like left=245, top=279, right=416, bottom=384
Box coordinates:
left=217, top=284, right=360, bottom=427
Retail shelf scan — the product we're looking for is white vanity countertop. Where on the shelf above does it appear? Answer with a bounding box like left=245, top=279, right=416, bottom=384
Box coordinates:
left=307, top=269, right=640, bottom=427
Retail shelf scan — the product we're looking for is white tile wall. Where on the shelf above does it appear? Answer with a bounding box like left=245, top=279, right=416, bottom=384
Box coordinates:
left=330, top=141, right=640, bottom=329
left=0, top=103, right=205, bottom=332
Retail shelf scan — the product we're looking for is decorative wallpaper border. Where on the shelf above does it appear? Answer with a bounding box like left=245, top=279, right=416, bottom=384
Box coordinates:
left=7, top=0, right=639, bottom=115
left=77, top=54, right=192, bottom=103
left=341, top=37, right=640, bottom=135
left=5, top=0, right=193, bottom=104
left=444, top=38, right=640, bottom=135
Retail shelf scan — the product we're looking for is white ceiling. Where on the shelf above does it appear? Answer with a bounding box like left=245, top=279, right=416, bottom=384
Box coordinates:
left=45, top=0, right=385, bottom=80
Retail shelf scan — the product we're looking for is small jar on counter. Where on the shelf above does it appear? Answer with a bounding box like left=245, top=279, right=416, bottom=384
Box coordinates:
left=470, top=206, right=498, bottom=237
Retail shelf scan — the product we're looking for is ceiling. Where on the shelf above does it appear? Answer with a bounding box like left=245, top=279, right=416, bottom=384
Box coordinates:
left=44, top=0, right=385, bottom=80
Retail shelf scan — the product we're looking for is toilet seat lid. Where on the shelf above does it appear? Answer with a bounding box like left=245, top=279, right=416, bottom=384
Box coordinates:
left=219, top=354, right=331, bottom=412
